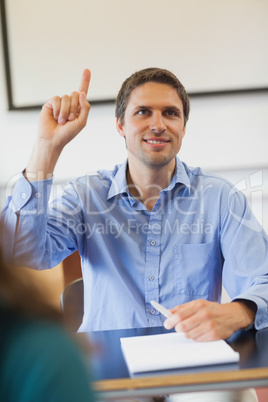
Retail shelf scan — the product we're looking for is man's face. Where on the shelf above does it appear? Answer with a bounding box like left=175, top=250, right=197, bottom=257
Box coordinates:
left=116, top=82, right=186, bottom=170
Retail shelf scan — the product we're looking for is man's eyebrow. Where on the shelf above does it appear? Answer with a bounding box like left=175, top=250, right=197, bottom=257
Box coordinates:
left=133, top=105, right=152, bottom=110
left=166, top=105, right=180, bottom=111
left=133, top=105, right=182, bottom=111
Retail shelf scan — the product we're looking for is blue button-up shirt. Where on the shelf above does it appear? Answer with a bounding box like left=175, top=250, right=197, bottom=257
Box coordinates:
left=2, top=158, right=268, bottom=331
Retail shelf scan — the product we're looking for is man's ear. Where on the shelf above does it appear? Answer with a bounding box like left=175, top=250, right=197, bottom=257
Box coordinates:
left=116, top=117, right=125, bottom=138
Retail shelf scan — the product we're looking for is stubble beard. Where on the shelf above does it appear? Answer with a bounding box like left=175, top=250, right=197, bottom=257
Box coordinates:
left=125, top=135, right=179, bottom=170
left=132, top=146, right=177, bottom=170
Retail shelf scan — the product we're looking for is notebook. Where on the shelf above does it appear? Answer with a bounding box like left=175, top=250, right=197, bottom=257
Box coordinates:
left=120, top=332, right=239, bottom=374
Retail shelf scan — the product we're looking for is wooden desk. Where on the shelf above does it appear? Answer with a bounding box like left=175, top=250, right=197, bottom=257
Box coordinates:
left=83, top=326, right=268, bottom=400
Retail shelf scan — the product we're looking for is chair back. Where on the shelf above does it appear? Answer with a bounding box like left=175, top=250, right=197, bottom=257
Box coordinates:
left=60, top=277, right=84, bottom=331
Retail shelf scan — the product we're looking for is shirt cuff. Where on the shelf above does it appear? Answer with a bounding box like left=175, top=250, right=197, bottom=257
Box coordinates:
left=232, top=297, right=267, bottom=331
left=10, top=172, right=53, bottom=212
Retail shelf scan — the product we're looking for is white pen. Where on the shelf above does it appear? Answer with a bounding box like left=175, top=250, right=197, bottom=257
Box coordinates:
left=150, top=300, right=172, bottom=318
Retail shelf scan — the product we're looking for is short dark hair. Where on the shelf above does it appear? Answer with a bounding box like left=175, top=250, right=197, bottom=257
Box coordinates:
left=115, top=67, right=190, bottom=125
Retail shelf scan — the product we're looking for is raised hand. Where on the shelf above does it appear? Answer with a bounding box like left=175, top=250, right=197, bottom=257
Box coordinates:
left=26, top=69, right=91, bottom=180
left=37, top=69, right=91, bottom=150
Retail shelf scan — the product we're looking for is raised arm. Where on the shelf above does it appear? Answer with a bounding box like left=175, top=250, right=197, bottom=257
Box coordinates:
left=26, top=69, right=91, bottom=181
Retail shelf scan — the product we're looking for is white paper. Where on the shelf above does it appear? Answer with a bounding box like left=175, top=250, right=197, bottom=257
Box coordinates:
left=120, top=332, right=239, bottom=374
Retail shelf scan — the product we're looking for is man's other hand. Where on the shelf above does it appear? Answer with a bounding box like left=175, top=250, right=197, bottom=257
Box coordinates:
left=164, top=299, right=256, bottom=341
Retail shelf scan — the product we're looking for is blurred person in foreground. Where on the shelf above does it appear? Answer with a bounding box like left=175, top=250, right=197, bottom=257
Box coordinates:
left=0, top=230, right=95, bottom=402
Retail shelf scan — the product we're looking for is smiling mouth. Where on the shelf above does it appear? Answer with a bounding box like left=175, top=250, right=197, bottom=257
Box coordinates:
left=145, top=140, right=168, bottom=144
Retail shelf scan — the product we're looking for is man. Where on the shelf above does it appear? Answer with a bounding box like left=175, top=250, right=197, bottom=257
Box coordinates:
left=2, top=67, right=265, bottom=401
left=2, top=68, right=268, bottom=343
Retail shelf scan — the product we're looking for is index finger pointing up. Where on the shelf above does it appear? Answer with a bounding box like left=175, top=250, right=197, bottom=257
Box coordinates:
left=79, top=69, right=91, bottom=95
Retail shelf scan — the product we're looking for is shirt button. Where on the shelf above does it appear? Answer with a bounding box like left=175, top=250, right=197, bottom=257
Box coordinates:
left=149, top=275, right=155, bottom=281
left=35, top=192, right=41, bottom=198
left=150, top=309, right=156, bottom=315
left=21, top=193, right=26, bottom=199
left=150, top=240, right=156, bottom=246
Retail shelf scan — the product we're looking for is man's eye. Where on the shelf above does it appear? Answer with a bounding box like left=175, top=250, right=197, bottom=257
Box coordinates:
left=137, top=109, right=149, bottom=115
left=165, top=110, right=177, bottom=116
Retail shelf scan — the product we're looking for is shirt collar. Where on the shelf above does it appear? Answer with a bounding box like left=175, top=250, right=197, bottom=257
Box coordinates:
left=107, top=159, right=129, bottom=200
left=107, top=157, right=191, bottom=201
left=165, top=157, right=191, bottom=193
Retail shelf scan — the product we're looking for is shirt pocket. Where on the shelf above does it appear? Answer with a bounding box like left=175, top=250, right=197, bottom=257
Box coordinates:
left=173, top=240, right=223, bottom=301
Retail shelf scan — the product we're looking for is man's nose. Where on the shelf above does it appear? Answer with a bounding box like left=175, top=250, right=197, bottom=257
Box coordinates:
left=149, top=112, right=166, bottom=134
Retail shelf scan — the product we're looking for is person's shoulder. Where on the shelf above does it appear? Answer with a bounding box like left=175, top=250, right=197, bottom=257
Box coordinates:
left=3, top=315, right=77, bottom=359
left=70, top=163, right=123, bottom=188
left=181, top=162, right=249, bottom=213
left=1, top=314, right=94, bottom=401
left=183, top=162, right=236, bottom=192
